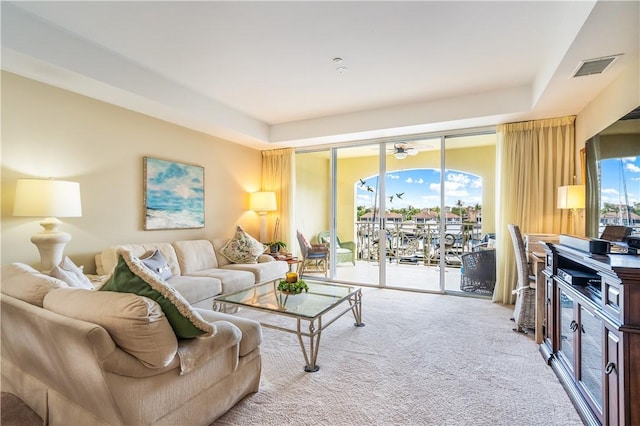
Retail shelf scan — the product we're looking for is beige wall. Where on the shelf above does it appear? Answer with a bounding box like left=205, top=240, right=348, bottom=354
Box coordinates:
left=576, top=62, right=640, bottom=149
left=1, top=72, right=263, bottom=273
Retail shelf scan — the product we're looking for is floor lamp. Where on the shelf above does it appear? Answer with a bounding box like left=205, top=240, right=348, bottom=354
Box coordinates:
left=13, top=178, right=83, bottom=272
left=557, top=185, right=585, bottom=235
left=250, top=191, right=276, bottom=242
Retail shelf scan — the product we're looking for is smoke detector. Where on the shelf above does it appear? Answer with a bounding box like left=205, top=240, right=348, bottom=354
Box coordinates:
left=572, top=54, right=622, bottom=77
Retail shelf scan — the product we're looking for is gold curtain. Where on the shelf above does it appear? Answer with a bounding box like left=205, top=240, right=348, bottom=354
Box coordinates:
left=494, top=116, right=576, bottom=304
left=261, top=148, right=295, bottom=251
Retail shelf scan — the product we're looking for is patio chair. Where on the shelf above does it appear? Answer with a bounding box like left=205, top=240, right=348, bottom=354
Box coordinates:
left=508, top=224, right=536, bottom=333
left=317, top=231, right=356, bottom=265
left=296, top=230, right=328, bottom=277
left=459, top=248, right=496, bottom=296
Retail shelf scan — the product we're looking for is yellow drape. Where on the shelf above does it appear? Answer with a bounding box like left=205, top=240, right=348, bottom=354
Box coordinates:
left=261, top=148, right=295, bottom=251
left=494, top=116, right=576, bottom=304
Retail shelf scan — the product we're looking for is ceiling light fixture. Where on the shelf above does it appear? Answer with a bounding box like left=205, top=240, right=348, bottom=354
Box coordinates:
left=394, top=152, right=407, bottom=160
left=336, top=66, right=348, bottom=74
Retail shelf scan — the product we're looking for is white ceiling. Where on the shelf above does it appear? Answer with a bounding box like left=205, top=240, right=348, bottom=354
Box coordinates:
left=2, top=1, right=638, bottom=150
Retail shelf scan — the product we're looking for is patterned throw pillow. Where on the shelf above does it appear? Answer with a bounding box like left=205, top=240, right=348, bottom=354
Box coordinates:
left=99, top=248, right=214, bottom=338
left=220, top=225, right=265, bottom=264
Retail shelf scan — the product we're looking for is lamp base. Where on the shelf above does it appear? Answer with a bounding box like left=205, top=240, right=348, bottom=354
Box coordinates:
left=31, top=217, right=71, bottom=272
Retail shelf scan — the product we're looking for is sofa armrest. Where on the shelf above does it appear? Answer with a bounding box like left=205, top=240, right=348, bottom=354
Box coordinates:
left=195, top=308, right=262, bottom=356
left=177, top=320, right=241, bottom=374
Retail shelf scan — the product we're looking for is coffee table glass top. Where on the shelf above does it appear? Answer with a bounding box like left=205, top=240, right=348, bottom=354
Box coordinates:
left=216, top=281, right=359, bottom=319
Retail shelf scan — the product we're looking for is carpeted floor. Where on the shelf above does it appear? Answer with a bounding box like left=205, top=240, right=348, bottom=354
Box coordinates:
left=213, top=288, right=583, bottom=426
left=2, top=288, right=584, bottom=425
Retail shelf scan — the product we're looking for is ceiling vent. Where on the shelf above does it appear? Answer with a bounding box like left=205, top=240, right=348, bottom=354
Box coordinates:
left=572, top=54, right=622, bottom=78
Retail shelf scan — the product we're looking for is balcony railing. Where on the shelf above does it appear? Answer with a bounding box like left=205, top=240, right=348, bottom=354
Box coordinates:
left=355, top=221, right=482, bottom=267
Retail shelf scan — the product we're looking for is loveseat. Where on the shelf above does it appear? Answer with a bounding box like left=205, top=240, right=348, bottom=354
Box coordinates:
left=95, top=236, right=288, bottom=309
left=1, top=254, right=263, bottom=425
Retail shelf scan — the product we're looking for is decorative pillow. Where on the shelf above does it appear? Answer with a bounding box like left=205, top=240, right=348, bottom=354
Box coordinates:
left=99, top=248, right=214, bottom=338
left=140, top=249, right=172, bottom=280
left=49, top=257, right=93, bottom=289
left=220, top=225, right=265, bottom=264
left=44, top=288, right=178, bottom=368
left=1, top=263, right=69, bottom=307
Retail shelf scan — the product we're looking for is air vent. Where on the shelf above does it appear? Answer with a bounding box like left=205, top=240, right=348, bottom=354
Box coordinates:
left=572, top=55, right=621, bottom=77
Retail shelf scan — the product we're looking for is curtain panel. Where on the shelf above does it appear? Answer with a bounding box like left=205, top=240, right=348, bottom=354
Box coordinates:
left=261, top=148, right=296, bottom=250
left=494, top=116, right=576, bottom=304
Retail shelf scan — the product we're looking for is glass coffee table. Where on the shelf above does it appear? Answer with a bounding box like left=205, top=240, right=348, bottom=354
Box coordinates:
left=215, top=280, right=364, bottom=372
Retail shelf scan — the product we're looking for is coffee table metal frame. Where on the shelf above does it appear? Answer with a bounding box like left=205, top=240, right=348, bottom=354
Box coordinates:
left=215, top=280, right=364, bottom=372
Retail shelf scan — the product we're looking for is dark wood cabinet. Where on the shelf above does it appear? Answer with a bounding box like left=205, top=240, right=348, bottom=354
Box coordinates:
left=541, top=242, right=640, bottom=425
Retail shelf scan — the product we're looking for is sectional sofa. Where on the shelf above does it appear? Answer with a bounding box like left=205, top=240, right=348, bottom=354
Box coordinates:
left=0, top=257, right=263, bottom=425
left=95, top=238, right=289, bottom=309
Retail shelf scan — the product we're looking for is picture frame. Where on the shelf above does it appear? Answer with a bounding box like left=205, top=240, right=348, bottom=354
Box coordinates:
left=143, top=157, right=204, bottom=230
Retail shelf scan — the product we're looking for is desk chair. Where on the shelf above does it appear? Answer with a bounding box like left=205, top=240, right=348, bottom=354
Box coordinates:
left=508, top=224, right=536, bottom=333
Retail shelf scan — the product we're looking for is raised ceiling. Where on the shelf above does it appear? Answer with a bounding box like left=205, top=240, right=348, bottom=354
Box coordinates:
left=2, top=1, right=638, bottom=150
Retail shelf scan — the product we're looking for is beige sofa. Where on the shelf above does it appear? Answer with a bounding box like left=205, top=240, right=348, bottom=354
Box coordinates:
left=1, top=261, right=263, bottom=425
left=95, top=239, right=288, bottom=309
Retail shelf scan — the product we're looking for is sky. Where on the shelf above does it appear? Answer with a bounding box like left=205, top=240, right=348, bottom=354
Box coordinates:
left=355, top=156, right=640, bottom=212
left=600, top=156, right=640, bottom=208
left=357, top=168, right=483, bottom=210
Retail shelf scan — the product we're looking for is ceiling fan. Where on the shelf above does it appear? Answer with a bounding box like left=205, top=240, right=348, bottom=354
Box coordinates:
left=390, top=143, right=419, bottom=159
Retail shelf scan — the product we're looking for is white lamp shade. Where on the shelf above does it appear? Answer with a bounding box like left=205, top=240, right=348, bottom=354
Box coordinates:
left=14, top=179, right=82, bottom=218
left=249, top=191, right=277, bottom=213
left=557, top=185, right=585, bottom=209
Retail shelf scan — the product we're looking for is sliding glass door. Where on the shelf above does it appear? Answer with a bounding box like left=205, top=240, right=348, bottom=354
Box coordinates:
left=295, top=131, right=496, bottom=295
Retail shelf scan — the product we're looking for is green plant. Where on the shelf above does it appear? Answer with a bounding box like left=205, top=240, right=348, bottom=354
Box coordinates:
left=277, top=279, right=308, bottom=294
left=266, top=241, right=287, bottom=253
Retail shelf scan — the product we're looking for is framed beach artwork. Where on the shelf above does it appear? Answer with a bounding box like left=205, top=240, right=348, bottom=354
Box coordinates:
left=143, top=157, right=204, bottom=230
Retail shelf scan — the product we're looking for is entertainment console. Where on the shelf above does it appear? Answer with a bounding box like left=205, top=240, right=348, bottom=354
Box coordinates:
left=540, top=239, right=640, bottom=425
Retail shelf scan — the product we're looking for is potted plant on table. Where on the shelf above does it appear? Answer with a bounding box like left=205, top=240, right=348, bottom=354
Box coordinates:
left=266, top=241, right=287, bottom=254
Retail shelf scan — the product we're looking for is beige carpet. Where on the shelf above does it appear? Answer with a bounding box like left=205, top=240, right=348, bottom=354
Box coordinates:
left=214, top=288, right=583, bottom=426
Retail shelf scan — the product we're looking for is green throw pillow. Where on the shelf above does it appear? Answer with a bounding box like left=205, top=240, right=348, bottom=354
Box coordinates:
left=100, top=248, right=213, bottom=338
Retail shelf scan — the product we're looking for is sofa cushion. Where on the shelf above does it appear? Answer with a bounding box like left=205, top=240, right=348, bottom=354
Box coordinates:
left=220, top=226, right=265, bottom=264
left=99, top=243, right=181, bottom=276
left=99, top=248, right=214, bottom=338
left=173, top=240, right=218, bottom=273
left=167, top=275, right=222, bottom=305
left=184, top=269, right=255, bottom=294
left=1, top=263, right=69, bottom=307
left=140, top=249, right=172, bottom=281
left=48, top=257, right=93, bottom=289
left=222, top=260, right=288, bottom=284
left=43, top=288, right=178, bottom=368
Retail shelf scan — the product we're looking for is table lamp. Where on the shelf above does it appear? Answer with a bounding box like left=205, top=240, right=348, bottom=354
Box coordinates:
left=13, top=178, right=82, bottom=271
left=557, top=184, right=585, bottom=234
left=249, top=191, right=276, bottom=242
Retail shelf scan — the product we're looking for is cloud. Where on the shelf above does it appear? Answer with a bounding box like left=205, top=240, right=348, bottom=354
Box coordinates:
left=602, top=188, right=619, bottom=195
left=625, top=163, right=640, bottom=173
left=387, top=174, right=400, bottom=180
left=406, top=177, right=424, bottom=184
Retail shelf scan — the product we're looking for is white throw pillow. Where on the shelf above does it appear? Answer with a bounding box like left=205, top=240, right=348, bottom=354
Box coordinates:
left=49, top=257, right=93, bottom=289
left=220, top=225, right=265, bottom=264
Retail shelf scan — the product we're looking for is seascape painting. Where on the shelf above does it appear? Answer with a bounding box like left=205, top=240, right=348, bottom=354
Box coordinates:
left=144, top=157, right=204, bottom=230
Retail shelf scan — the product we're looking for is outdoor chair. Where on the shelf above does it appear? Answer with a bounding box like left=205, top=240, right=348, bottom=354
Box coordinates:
left=297, top=230, right=328, bottom=277
left=459, top=248, right=496, bottom=296
left=317, top=231, right=356, bottom=265
left=508, top=224, right=536, bottom=333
